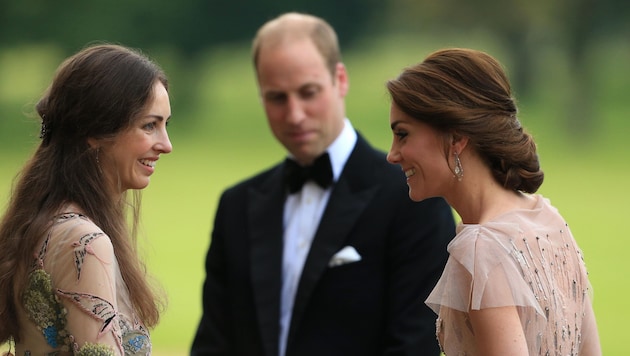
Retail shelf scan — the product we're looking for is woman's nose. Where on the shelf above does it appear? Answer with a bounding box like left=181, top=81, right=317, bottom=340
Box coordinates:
left=387, top=146, right=400, bottom=164
left=157, top=129, right=173, bottom=154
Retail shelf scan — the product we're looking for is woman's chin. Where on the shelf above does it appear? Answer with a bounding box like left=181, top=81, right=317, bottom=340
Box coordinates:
left=408, top=190, right=424, bottom=202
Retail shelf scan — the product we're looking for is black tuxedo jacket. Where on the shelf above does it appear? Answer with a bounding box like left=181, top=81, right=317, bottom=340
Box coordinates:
left=191, top=133, right=455, bottom=356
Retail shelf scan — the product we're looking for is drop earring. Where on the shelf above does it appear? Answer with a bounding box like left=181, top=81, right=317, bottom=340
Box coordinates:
left=95, top=148, right=104, bottom=174
left=454, top=152, right=463, bottom=181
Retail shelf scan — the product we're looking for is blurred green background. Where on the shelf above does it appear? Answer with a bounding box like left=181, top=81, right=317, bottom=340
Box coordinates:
left=1, top=1, right=628, bottom=355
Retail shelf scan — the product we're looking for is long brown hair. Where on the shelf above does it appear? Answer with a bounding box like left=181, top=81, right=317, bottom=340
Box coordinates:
left=387, top=48, right=544, bottom=193
left=0, top=44, right=166, bottom=342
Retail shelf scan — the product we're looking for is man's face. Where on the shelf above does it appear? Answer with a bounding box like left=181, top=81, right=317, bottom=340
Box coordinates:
left=256, top=38, right=348, bottom=165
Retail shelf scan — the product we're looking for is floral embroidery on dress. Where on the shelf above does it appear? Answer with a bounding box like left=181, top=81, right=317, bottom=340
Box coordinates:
left=22, top=269, right=72, bottom=352
left=116, top=313, right=151, bottom=355
left=20, top=212, right=151, bottom=355
left=75, top=342, right=115, bottom=356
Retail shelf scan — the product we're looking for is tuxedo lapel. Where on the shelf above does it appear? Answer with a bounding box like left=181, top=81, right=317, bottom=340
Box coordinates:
left=248, top=166, right=286, bottom=356
left=287, top=136, right=381, bottom=348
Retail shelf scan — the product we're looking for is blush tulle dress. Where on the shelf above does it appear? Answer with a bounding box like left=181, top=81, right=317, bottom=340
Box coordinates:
left=426, top=195, right=600, bottom=355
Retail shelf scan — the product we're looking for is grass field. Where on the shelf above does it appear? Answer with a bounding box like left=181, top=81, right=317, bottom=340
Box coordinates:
left=1, top=36, right=628, bottom=355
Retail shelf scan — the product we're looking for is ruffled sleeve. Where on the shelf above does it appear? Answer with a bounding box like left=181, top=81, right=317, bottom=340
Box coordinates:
left=426, top=221, right=545, bottom=317
left=425, top=195, right=599, bottom=355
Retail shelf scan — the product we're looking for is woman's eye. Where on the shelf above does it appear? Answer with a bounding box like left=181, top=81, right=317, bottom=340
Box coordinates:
left=395, top=131, right=407, bottom=140
left=143, top=122, right=156, bottom=131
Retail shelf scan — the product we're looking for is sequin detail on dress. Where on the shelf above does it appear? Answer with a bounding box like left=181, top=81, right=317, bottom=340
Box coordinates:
left=425, top=195, right=596, bottom=356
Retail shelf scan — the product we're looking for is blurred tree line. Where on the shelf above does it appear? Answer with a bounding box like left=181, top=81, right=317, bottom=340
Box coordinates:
left=0, top=0, right=384, bottom=54
left=0, top=0, right=628, bottom=137
left=383, top=0, right=629, bottom=136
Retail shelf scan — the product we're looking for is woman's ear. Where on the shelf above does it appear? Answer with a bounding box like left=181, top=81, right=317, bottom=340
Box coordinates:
left=87, top=138, right=98, bottom=148
left=451, top=133, right=469, bottom=154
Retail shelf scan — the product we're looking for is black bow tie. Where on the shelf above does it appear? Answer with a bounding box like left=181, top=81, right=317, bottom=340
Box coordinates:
left=283, top=153, right=333, bottom=193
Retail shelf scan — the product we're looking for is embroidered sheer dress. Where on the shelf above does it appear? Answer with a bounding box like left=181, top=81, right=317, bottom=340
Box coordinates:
left=13, top=210, right=151, bottom=356
left=426, top=195, right=600, bottom=355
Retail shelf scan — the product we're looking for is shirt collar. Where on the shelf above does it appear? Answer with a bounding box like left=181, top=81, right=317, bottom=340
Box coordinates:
left=326, top=118, right=357, bottom=182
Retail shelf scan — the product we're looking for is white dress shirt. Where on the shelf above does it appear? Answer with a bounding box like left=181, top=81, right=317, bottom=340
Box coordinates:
left=279, top=119, right=357, bottom=356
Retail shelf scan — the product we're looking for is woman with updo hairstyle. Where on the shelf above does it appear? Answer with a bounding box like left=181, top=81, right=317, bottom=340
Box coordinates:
left=386, top=48, right=600, bottom=355
left=0, top=43, right=173, bottom=355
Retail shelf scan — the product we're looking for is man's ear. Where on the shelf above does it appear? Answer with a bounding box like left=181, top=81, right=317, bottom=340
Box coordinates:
left=335, top=62, right=349, bottom=98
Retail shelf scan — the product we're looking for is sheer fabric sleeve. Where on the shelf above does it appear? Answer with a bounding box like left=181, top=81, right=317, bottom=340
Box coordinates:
left=426, top=222, right=544, bottom=316
left=426, top=197, right=600, bottom=355
left=44, top=218, right=123, bottom=355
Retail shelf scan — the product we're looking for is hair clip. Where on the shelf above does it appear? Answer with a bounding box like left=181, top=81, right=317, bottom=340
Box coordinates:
left=39, top=122, right=48, bottom=139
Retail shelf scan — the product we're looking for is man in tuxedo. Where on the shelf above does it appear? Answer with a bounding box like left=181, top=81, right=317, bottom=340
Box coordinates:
left=191, top=12, right=455, bottom=356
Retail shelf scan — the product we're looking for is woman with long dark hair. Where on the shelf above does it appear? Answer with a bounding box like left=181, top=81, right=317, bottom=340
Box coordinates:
left=0, top=43, right=172, bottom=355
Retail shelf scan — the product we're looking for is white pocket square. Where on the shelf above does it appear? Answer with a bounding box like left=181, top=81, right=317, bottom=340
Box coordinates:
left=328, top=246, right=362, bottom=267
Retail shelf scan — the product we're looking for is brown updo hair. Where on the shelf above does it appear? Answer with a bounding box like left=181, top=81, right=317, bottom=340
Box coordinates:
left=387, top=48, right=544, bottom=193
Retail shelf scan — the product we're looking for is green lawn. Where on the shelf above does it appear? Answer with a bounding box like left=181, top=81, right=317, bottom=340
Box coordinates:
left=1, top=37, right=627, bottom=355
